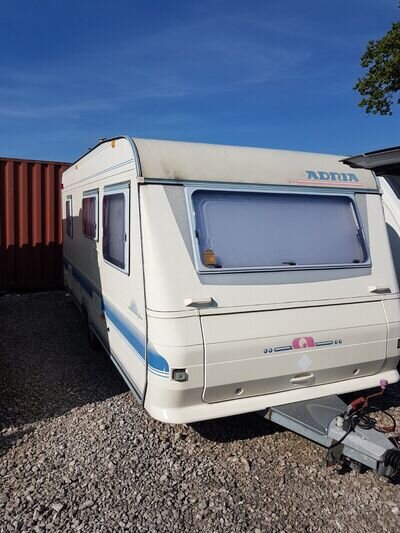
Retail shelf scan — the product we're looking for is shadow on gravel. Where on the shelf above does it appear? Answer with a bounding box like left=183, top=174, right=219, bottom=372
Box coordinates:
left=191, top=412, right=283, bottom=443
left=0, top=292, right=127, bottom=447
left=193, top=381, right=400, bottom=444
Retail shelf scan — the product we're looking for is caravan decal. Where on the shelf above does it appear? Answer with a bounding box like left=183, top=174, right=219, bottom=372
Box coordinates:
left=103, top=299, right=170, bottom=377
left=292, top=336, right=316, bottom=349
left=306, top=170, right=359, bottom=183
left=288, top=170, right=363, bottom=187
left=264, top=337, right=342, bottom=354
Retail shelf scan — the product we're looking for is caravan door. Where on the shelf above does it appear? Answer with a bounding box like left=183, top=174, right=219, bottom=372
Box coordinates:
left=99, top=181, right=148, bottom=398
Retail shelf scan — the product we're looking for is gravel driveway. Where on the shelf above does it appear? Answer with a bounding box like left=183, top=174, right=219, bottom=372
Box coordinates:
left=1, top=292, right=400, bottom=532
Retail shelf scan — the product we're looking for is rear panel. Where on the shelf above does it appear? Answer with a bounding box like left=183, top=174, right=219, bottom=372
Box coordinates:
left=201, top=301, right=387, bottom=403
left=141, top=183, right=400, bottom=420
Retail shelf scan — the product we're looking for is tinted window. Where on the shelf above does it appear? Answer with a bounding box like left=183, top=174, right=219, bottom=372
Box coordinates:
left=103, top=192, right=126, bottom=270
left=66, top=197, right=73, bottom=238
left=82, top=195, right=98, bottom=239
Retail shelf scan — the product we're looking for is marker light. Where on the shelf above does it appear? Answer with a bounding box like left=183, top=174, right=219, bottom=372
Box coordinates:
left=172, top=369, right=188, bottom=382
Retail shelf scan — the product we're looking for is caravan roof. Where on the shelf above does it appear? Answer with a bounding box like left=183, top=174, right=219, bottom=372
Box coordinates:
left=133, top=138, right=378, bottom=190
left=69, top=137, right=379, bottom=191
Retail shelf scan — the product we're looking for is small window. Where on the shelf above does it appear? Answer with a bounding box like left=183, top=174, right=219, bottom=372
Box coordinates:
left=66, top=196, right=73, bottom=238
left=82, top=191, right=98, bottom=240
left=190, top=189, right=369, bottom=272
left=103, top=185, right=129, bottom=273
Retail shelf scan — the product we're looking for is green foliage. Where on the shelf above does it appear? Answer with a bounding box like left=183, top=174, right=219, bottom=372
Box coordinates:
left=354, top=20, right=400, bottom=115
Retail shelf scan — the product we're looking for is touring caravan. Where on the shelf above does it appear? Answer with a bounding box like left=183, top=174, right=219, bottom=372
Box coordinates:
left=62, top=137, right=400, bottom=425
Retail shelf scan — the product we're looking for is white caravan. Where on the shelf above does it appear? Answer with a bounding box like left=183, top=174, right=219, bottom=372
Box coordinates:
left=62, top=137, right=400, bottom=424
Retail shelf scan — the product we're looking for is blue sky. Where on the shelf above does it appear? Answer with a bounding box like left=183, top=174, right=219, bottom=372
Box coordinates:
left=1, top=0, right=399, bottom=162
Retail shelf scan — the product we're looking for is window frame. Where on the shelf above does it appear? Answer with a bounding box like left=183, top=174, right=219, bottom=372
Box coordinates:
left=66, top=195, right=73, bottom=238
left=185, top=185, right=371, bottom=274
left=82, top=189, right=99, bottom=241
left=102, top=182, right=130, bottom=275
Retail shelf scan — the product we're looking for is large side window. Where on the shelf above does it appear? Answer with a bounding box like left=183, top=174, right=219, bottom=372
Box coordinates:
left=190, top=189, right=369, bottom=272
left=66, top=195, right=73, bottom=238
left=82, top=190, right=98, bottom=240
left=103, top=184, right=129, bottom=273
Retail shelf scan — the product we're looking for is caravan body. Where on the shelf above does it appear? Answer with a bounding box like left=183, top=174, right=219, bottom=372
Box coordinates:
left=62, top=137, right=400, bottom=424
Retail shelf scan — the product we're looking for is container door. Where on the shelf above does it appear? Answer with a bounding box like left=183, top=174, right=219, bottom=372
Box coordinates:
left=201, top=301, right=387, bottom=403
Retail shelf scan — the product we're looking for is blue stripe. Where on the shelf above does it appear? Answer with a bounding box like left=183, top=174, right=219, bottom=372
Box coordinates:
left=103, top=299, right=169, bottom=374
left=64, top=258, right=94, bottom=298
left=274, top=346, right=293, bottom=352
left=316, top=341, right=334, bottom=347
left=64, top=258, right=169, bottom=376
left=90, top=320, right=144, bottom=399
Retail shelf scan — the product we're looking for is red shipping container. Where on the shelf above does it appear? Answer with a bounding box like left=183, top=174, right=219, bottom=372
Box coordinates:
left=0, top=157, right=70, bottom=291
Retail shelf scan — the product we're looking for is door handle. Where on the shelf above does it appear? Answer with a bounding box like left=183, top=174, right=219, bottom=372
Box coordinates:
left=184, top=296, right=213, bottom=307
left=290, top=373, right=314, bottom=384
left=368, top=286, right=391, bottom=294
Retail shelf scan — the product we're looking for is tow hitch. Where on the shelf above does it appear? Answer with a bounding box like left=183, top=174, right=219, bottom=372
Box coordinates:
left=259, top=380, right=400, bottom=478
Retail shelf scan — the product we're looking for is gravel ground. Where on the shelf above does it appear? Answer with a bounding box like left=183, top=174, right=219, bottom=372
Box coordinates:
left=1, top=292, right=400, bottom=532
